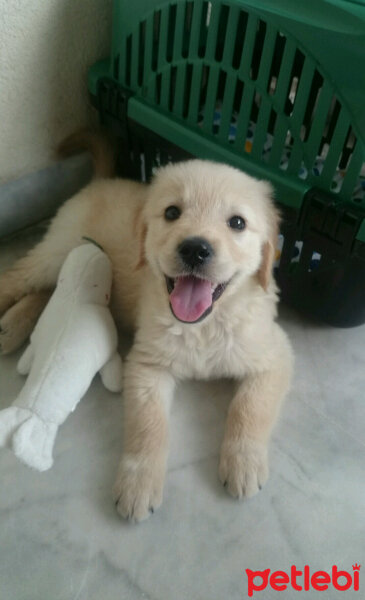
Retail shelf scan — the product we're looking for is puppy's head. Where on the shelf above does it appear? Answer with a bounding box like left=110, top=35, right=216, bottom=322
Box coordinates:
left=138, top=160, right=279, bottom=324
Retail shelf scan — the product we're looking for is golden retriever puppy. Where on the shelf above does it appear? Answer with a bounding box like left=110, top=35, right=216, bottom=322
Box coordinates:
left=0, top=154, right=293, bottom=522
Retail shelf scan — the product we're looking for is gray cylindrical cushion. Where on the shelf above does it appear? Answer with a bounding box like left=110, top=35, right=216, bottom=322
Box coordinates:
left=0, top=153, right=93, bottom=239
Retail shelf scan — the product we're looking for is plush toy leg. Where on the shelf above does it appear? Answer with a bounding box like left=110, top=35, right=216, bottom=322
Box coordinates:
left=17, top=344, right=35, bottom=375
left=0, top=406, right=57, bottom=471
left=100, top=352, right=123, bottom=392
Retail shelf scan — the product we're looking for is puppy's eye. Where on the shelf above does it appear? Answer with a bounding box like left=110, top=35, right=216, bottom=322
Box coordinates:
left=164, top=205, right=181, bottom=221
left=228, top=215, right=246, bottom=231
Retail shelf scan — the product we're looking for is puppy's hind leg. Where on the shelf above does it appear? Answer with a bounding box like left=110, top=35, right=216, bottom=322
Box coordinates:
left=0, top=178, right=103, bottom=351
left=0, top=229, right=78, bottom=352
left=0, top=195, right=89, bottom=316
left=0, top=292, right=51, bottom=354
left=0, top=238, right=63, bottom=316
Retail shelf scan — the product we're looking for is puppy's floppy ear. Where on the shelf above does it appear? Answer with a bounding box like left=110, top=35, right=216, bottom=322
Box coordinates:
left=134, top=206, right=147, bottom=270
left=257, top=193, right=280, bottom=291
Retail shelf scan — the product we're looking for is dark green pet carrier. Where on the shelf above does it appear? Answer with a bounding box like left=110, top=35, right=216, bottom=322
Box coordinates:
left=88, top=0, right=365, bottom=327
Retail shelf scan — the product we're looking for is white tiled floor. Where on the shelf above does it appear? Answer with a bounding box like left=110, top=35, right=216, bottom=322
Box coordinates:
left=0, top=230, right=364, bottom=599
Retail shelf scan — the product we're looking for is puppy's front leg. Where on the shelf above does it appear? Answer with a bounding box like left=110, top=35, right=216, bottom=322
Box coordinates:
left=219, top=357, right=292, bottom=499
left=114, top=353, right=175, bottom=522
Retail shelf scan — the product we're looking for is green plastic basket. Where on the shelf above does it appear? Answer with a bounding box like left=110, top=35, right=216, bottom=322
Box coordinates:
left=88, top=0, right=365, bottom=326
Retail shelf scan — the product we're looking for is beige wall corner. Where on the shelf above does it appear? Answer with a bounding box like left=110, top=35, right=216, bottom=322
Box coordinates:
left=0, top=0, right=112, bottom=184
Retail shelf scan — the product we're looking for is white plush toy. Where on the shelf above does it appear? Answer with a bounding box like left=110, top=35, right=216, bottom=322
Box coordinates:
left=0, top=242, right=123, bottom=471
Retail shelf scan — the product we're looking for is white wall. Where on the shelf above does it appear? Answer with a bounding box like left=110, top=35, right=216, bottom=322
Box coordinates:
left=0, top=0, right=112, bottom=184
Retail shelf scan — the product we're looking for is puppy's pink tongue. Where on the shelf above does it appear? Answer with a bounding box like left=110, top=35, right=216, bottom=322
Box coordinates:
left=170, top=276, right=212, bottom=322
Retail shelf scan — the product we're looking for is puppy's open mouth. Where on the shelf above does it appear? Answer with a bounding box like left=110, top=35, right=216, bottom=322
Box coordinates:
left=165, top=275, right=228, bottom=323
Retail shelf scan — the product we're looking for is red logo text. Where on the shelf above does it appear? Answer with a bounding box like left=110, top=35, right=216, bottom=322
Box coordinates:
left=246, top=564, right=360, bottom=596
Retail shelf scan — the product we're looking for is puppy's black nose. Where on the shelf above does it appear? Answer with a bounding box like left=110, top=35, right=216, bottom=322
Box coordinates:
left=178, top=237, right=213, bottom=269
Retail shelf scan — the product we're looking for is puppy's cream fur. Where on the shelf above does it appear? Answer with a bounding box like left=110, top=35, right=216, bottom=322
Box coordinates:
left=0, top=157, right=293, bottom=522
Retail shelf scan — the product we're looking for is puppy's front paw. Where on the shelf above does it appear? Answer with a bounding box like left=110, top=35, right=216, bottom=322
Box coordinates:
left=113, top=454, right=165, bottom=522
left=219, top=439, right=269, bottom=499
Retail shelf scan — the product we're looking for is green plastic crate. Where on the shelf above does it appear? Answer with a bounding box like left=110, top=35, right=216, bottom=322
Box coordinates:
left=88, top=0, right=365, bottom=326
